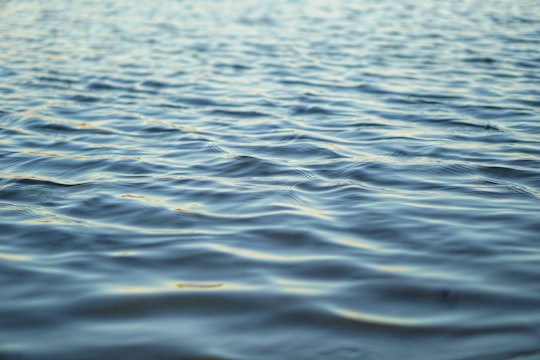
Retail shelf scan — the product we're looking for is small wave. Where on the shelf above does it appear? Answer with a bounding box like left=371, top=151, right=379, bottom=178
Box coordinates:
left=208, top=109, right=271, bottom=118
left=291, top=105, right=336, bottom=116
left=63, top=94, right=102, bottom=103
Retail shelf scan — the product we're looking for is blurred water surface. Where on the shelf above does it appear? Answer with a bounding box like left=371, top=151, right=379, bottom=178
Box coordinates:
left=1, top=0, right=540, bottom=358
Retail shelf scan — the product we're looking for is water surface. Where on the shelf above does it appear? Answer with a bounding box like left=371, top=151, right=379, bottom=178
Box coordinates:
left=1, top=0, right=540, bottom=359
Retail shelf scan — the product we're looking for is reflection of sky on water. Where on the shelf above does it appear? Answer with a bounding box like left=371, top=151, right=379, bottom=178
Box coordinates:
left=1, top=0, right=539, bottom=359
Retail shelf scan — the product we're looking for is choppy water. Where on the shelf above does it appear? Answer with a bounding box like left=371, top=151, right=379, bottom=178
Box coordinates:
left=1, top=0, right=540, bottom=358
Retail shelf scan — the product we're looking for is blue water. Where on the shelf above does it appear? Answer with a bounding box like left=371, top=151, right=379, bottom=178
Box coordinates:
left=1, top=0, right=540, bottom=358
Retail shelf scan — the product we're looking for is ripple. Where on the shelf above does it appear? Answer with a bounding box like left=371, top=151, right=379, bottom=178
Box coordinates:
left=1, top=0, right=540, bottom=359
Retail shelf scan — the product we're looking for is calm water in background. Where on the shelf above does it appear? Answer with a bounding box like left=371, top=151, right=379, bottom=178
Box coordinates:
left=1, top=0, right=540, bottom=358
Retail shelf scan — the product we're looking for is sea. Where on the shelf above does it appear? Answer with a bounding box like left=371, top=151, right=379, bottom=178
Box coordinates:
left=1, top=0, right=539, bottom=359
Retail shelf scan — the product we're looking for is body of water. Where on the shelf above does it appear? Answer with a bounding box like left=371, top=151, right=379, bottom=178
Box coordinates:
left=1, top=0, right=540, bottom=359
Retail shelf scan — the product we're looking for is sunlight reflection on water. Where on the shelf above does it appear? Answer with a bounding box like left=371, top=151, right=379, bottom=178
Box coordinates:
left=1, top=0, right=540, bottom=358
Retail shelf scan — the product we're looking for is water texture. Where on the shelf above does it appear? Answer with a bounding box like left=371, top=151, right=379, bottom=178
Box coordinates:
left=1, top=0, right=540, bottom=358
